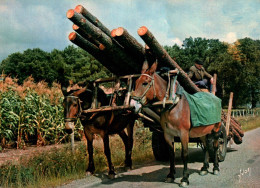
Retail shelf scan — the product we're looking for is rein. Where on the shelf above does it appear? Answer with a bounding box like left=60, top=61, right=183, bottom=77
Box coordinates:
left=132, top=74, right=156, bottom=103
left=64, top=95, right=82, bottom=122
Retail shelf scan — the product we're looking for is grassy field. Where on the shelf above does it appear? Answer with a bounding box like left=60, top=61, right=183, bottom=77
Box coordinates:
left=238, top=115, right=260, bottom=132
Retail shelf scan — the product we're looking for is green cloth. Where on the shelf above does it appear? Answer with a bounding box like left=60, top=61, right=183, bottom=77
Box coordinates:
left=182, top=90, right=222, bottom=127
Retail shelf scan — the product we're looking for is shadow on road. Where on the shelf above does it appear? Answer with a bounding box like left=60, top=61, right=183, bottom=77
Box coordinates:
left=91, top=147, right=228, bottom=186
left=96, top=167, right=200, bottom=187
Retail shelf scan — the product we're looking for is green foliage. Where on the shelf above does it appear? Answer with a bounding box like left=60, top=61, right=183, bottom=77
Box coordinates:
left=0, top=46, right=110, bottom=86
left=165, top=37, right=260, bottom=108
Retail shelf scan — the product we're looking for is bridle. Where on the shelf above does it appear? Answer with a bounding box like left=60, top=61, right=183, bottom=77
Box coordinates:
left=64, top=95, right=82, bottom=122
left=132, top=73, right=156, bottom=104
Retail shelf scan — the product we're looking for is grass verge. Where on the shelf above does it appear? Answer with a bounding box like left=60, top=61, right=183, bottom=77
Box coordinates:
left=237, top=115, right=260, bottom=132
left=0, top=125, right=154, bottom=188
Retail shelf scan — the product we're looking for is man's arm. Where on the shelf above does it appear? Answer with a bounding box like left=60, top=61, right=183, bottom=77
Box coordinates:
left=203, top=68, right=213, bottom=84
left=188, top=66, right=195, bottom=78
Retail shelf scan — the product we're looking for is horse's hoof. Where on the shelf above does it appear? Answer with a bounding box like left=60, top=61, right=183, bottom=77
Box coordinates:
left=180, top=181, right=189, bottom=187
left=213, top=170, right=219, bottom=175
left=86, top=171, right=93, bottom=176
left=124, top=166, right=132, bottom=172
left=200, top=170, right=208, bottom=176
left=108, top=173, right=116, bottom=179
left=165, top=177, right=174, bottom=183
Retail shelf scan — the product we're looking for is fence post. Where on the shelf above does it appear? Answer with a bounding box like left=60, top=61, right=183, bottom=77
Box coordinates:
left=226, top=92, right=233, bottom=136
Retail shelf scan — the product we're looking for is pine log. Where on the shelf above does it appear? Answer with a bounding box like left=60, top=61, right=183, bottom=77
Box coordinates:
left=113, top=27, right=145, bottom=63
left=231, top=126, right=243, bottom=144
left=74, top=5, right=111, bottom=37
left=138, top=26, right=200, bottom=94
left=72, top=24, right=100, bottom=47
left=74, top=5, right=123, bottom=49
left=68, top=32, right=119, bottom=74
left=67, top=9, right=139, bottom=75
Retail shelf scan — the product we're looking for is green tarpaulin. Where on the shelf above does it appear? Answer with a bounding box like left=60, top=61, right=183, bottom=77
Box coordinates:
left=182, top=90, right=222, bottom=127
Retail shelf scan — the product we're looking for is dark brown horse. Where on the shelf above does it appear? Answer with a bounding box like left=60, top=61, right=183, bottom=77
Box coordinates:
left=132, top=62, right=221, bottom=187
left=62, top=84, right=136, bottom=179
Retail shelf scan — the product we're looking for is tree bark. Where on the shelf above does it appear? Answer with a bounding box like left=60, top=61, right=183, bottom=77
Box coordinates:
left=72, top=24, right=100, bottom=47
left=68, top=32, right=119, bottom=74
left=74, top=5, right=123, bottom=49
left=67, top=9, right=140, bottom=75
left=113, top=27, right=145, bottom=64
left=74, top=5, right=111, bottom=38
left=138, top=26, right=200, bottom=94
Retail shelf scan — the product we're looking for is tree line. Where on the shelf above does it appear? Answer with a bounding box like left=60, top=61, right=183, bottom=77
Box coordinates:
left=0, top=37, right=259, bottom=108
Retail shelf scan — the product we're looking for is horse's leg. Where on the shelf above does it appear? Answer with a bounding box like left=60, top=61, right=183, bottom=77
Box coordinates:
left=212, top=122, right=221, bottom=175
left=119, top=129, right=132, bottom=170
left=200, top=136, right=210, bottom=176
left=165, top=140, right=176, bottom=183
left=103, top=134, right=116, bottom=179
left=84, top=129, right=95, bottom=175
left=180, top=132, right=189, bottom=187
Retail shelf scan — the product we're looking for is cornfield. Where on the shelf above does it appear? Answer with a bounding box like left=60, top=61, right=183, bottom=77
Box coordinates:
left=0, top=77, right=81, bottom=150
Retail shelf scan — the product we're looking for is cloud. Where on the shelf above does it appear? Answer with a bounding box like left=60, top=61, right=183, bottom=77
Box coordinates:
left=172, top=38, right=183, bottom=46
left=0, top=0, right=259, bottom=62
left=222, top=32, right=237, bottom=43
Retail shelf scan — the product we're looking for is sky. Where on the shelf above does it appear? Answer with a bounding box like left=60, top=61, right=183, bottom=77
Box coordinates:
left=0, top=0, right=259, bottom=62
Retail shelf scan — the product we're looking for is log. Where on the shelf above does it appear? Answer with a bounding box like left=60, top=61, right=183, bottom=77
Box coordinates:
left=113, top=27, right=145, bottom=63
left=74, top=5, right=123, bottom=49
left=138, top=26, right=200, bottom=94
left=72, top=24, right=100, bottom=47
left=74, top=5, right=111, bottom=38
left=68, top=32, right=119, bottom=74
left=67, top=9, right=139, bottom=75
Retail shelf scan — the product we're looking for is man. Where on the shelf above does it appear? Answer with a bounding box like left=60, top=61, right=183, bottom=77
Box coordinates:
left=188, top=59, right=213, bottom=89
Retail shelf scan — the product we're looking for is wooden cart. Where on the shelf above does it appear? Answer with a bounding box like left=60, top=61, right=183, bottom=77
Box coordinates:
left=80, top=74, right=242, bottom=163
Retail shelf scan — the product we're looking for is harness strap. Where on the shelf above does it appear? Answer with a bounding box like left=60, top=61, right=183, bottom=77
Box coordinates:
left=139, top=74, right=156, bottom=100
left=108, top=112, right=114, bottom=126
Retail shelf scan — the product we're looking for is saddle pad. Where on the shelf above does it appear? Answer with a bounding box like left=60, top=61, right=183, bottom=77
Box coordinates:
left=183, top=90, right=222, bottom=127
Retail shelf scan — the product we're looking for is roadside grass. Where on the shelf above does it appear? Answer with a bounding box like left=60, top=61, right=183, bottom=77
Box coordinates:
left=237, top=115, right=260, bottom=132
left=0, top=124, right=155, bottom=188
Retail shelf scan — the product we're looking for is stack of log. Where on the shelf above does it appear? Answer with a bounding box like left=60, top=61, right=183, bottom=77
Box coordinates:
left=222, top=112, right=244, bottom=144
left=66, top=5, right=199, bottom=94
left=66, top=5, right=243, bottom=144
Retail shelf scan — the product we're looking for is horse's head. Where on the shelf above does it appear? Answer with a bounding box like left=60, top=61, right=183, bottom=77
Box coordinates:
left=132, top=61, right=166, bottom=106
left=62, top=86, right=92, bottom=134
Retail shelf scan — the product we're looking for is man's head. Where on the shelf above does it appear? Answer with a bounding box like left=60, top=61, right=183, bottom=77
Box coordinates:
left=194, top=58, right=203, bottom=69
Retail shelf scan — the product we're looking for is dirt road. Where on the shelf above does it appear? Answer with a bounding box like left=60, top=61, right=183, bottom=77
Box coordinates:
left=60, top=128, right=260, bottom=188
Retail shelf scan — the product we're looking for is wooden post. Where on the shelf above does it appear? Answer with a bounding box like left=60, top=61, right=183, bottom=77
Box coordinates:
left=212, top=74, right=217, bottom=95
left=226, top=92, right=233, bottom=136
left=124, top=76, right=133, bottom=106
left=70, top=131, right=75, bottom=152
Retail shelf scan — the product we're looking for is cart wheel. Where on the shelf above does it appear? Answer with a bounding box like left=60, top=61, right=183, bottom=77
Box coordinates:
left=152, top=131, right=169, bottom=161
left=208, top=122, right=227, bottom=162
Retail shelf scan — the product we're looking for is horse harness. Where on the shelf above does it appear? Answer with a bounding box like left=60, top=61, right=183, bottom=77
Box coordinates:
left=64, top=95, right=82, bottom=122
left=65, top=95, right=116, bottom=127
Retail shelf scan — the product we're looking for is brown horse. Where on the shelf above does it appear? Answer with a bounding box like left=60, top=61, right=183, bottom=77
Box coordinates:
left=132, top=62, right=221, bottom=187
left=62, top=84, right=136, bottom=179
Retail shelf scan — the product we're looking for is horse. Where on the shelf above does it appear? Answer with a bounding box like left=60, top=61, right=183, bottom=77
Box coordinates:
left=62, top=83, right=136, bottom=179
left=131, top=62, right=221, bottom=187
